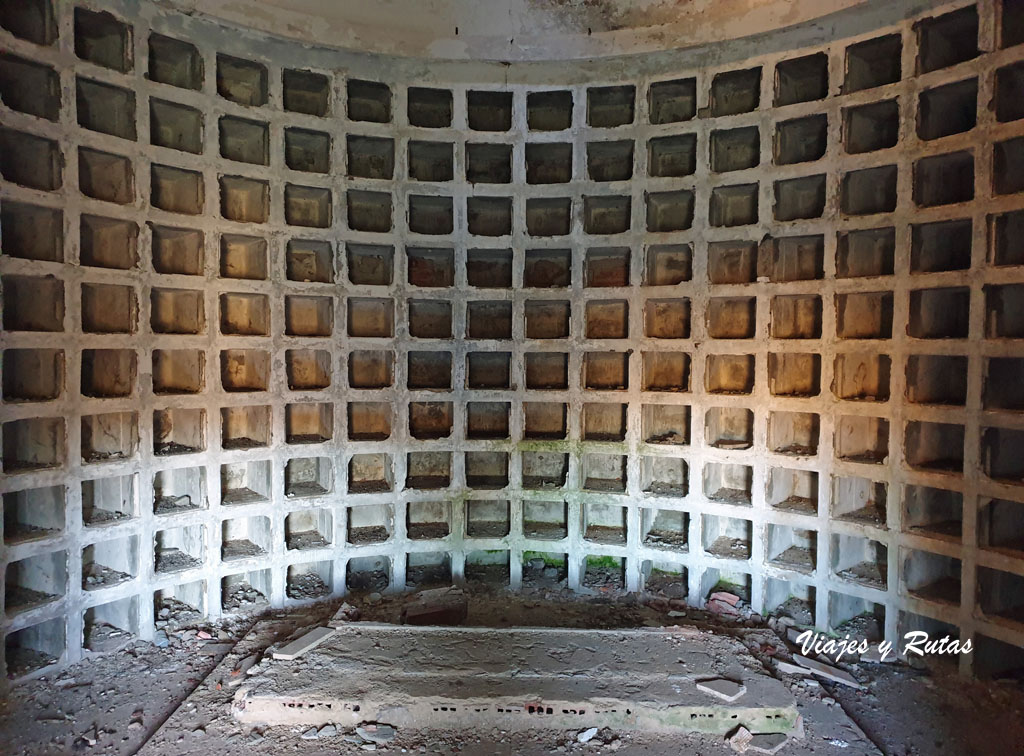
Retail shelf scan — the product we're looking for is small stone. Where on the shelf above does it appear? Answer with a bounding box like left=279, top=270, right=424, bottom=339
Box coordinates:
left=368, top=592, right=383, bottom=603
left=318, top=724, right=337, bottom=738
left=577, top=727, right=599, bottom=743
left=153, top=631, right=169, bottom=648
left=357, top=723, right=396, bottom=743
left=191, top=727, right=205, bottom=738
left=301, top=727, right=319, bottom=740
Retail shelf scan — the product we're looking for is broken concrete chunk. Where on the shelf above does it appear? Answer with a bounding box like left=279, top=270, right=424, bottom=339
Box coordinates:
left=577, top=727, right=599, bottom=743
left=728, top=725, right=753, bottom=753
left=401, top=587, right=468, bottom=626
left=748, top=732, right=789, bottom=754
left=775, top=660, right=811, bottom=676
left=329, top=602, right=361, bottom=626
left=356, top=723, right=396, bottom=743
left=709, top=591, right=741, bottom=606
left=697, top=678, right=747, bottom=702
left=271, top=626, right=336, bottom=661
left=793, top=654, right=864, bottom=689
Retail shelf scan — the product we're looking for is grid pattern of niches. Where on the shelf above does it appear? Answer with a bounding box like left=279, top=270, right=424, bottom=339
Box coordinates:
left=2, top=0, right=1024, bottom=680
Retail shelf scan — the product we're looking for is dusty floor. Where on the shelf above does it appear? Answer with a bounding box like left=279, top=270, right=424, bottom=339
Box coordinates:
left=1, top=587, right=1023, bottom=755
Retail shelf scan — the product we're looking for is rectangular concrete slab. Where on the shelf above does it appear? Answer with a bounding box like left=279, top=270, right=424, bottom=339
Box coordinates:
left=271, top=626, right=336, bottom=660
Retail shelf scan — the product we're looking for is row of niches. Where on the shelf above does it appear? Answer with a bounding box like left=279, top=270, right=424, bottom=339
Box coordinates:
left=7, top=203, right=1024, bottom=282
left=5, top=129, right=1024, bottom=229
left=3, top=4, right=1018, bottom=128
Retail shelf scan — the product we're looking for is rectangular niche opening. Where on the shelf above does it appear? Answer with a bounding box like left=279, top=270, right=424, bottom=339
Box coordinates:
left=408, top=401, right=451, bottom=440
left=642, top=352, right=688, bottom=392
left=584, top=195, right=630, bottom=235
left=348, top=452, right=392, bottom=493
left=527, top=90, right=572, bottom=131
left=77, top=78, right=136, bottom=141
left=347, top=243, right=393, bottom=286
left=222, top=570, right=270, bottom=613
left=468, top=351, right=512, bottom=389
left=286, top=403, right=333, bottom=445
left=81, top=411, right=138, bottom=463
left=702, top=515, right=753, bottom=560
left=523, top=552, right=569, bottom=586
left=906, top=485, right=963, bottom=542
left=524, top=352, right=566, bottom=390
left=524, top=249, right=572, bottom=287
left=153, top=466, right=206, bottom=515
left=645, top=298, right=690, bottom=339
left=221, top=516, right=271, bottom=561
left=836, top=291, right=893, bottom=339
left=82, top=282, right=135, bottom=335
left=81, top=348, right=135, bottom=399
left=523, top=402, right=567, bottom=440
left=216, top=54, right=267, bottom=106
left=996, top=62, right=1024, bottom=122
left=285, top=295, right=333, bottom=338
left=220, top=235, right=267, bottom=281
left=845, top=34, right=901, bottom=92
left=769, top=410, right=819, bottom=456
left=149, top=99, right=202, bottom=154
left=525, top=142, right=571, bottom=184
left=151, top=165, right=203, bottom=215
left=2, top=416, right=65, bottom=472
left=285, top=508, right=333, bottom=550
left=775, top=52, right=828, bottom=105
left=642, top=455, right=687, bottom=496
left=525, top=300, right=570, bottom=340
left=835, top=416, right=889, bottom=464
left=843, top=100, right=898, bottom=154
left=707, top=241, right=756, bottom=285
left=285, top=128, right=331, bottom=173
left=154, top=581, right=207, bottom=628
left=642, top=508, right=688, bottom=551
left=466, top=248, right=512, bottom=288
left=3, top=485, right=64, bottom=545
left=407, top=501, right=451, bottom=541
left=705, top=406, right=753, bottom=449
left=583, top=502, right=627, bottom=543
left=832, top=475, right=887, bottom=526
left=153, top=408, right=205, bottom=456
left=78, top=147, right=134, bottom=205
left=914, top=151, right=974, bottom=206
left=83, top=595, right=140, bottom=650
left=911, top=218, right=972, bottom=273
left=219, top=293, right=269, bottom=336
left=587, top=85, right=634, bottom=127
left=645, top=244, right=691, bottom=286
left=406, top=552, right=452, bottom=589
left=406, top=451, right=452, bottom=490
left=524, top=500, right=568, bottom=540
left=154, top=524, right=206, bottom=574
left=703, top=462, right=753, bottom=506
left=774, top=114, right=827, bottom=165
left=917, top=6, right=978, bottom=74
left=221, top=405, right=271, bottom=450
left=706, top=354, right=754, bottom=396
left=74, top=7, right=131, bottom=72
left=648, top=77, right=696, bottom=123
left=82, top=474, right=136, bottom=526
left=765, top=580, right=815, bottom=626
left=149, top=34, right=202, bottom=90
left=836, top=226, right=894, bottom=278
left=994, top=137, right=1024, bottom=195
left=408, top=351, right=451, bottom=390
left=586, top=300, right=629, bottom=339
left=831, top=534, right=888, bottom=589
left=467, top=197, right=512, bottom=237
left=347, top=136, right=395, bottom=180
left=711, top=126, right=759, bottom=173
left=80, top=215, right=138, bottom=271
left=906, top=354, right=967, bottom=406
left=584, top=351, right=628, bottom=391
left=285, top=184, right=332, bottom=228
left=986, top=283, right=1024, bottom=338
left=908, top=287, right=970, bottom=339
left=221, top=460, right=271, bottom=506
left=6, top=551, right=67, bottom=614
left=764, top=235, right=824, bottom=282
left=918, top=79, right=977, bottom=140
left=982, top=427, right=1024, bottom=484
left=349, top=401, right=392, bottom=441
left=348, top=504, right=392, bottom=545
left=582, top=454, right=627, bottom=493
left=465, top=551, right=509, bottom=586
left=285, top=457, right=332, bottom=498
left=648, top=134, right=696, bottom=178
left=587, top=141, right=632, bottom=182
left=411, top=140, right=455, bottom=183
left=773, top=174, right=826, bottom=221
left=349, top=350, right=394, bottom=390
left=583, top=403, right=627, bottom=442
left=526, top=198, right=571, bottom=237
left=465, top=452, right=509, bottom=489
left=466, top=401, right=509, bottom=440
left=710, top=67, right=761, bottom=116
left=0, top=128, right=61, bottom=191
left=150, top=225, right=203, bottom=275
left=709, top=185, right=758, bottom=228
left=766, top=524, right=817, bottom=574
left=220, top=176, right=270, bottom=224
left=583, top=555, right=625, bottom=591
left=287, top=561, right=332, bottom=600
left=406, top=247, right=454, bottom=288
left=3, top=348, right=64, bottom=402
left=408, top=86, right=452, bottom=128
left=648, top=190, right=695, bottom=232
left=706, top=297, right=756, bottom=339
left=286, top=239, right=333, bottom=284
left=771, top=295, right=822, bottom=339
left=985, top=357, right=1024, bottom=410
left=219, top=349, right=268, bottom=393
left=347, top=297, right=395, bottom=339
left=841, top=164, right=897, bottom=215
left=0, top=202, right=62, bottom=262
left=467, top=301, right=512, bottom=340
left=642, top=404, right=689, bottom=445
left=283, top=69, right=330, bottom=116
left=991, top=209, right=1024, bottom=267
left=522, top=451, right=569, bottom=490
left=468, top=142, right=513, bottom=185
left=467, top=90, right=511, bottom=132
left=980, top=497, right=1024, bottom=559
left=833, top=353, right=890, bottom=401
left=348, top=190, right=393, bottom=233
left=407, top=194, right=451, bottom=235
left=768, top=468, right=818, bottom=515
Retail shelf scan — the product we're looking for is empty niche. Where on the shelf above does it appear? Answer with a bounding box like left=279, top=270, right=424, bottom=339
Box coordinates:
left=844, top=34, right=901, bottom=92
left=901, top=551, right=962, bottom=607
left=465, top=452, right=509, bottom=489
left=154, top=525, right=205, bottom=573
left=466, top=401, right=510, bottom=440
left=774, top=114, right=828, bottom=165
left=286, top=239, right=333, bottom=284
left=465, top=550, right=510, bottom=585
left=769, top=411, right=819, bottom=455
left=408, top=401, right=452, bottom=439
left=467, top=197, right=512, bottom=237
left=986, top=283, right=1024, bottom=338
left=584, top=195, right=630, bottom=235
left=466, top=248, right=512, bottom=288
left=775, top=52, right=828, bottom=105
left=467, top=90, right=511, bottom=131
left=82, top=474, right=136, bottom=526
left=585, top=300, right=628, bottom=339
left=766, top=524, right=817, bottom=574
left=220, top=235, right=266, bottom=280
left=985, top=357, right=1024, bottom=410
left=526, top=142, right=572, bottom=184
left=996, top=63, right=1024, bottom=122
left=836, top=227, right=895, bottom=278
left=285, top=295, right=333, bottom=337
left=906, top=354, right=968, bottom=405
left=523, top=551, right=570, bottom=586
left=219, top=349, right=269, bottom=393
left=642, top=456, right=688, bottom=496
left=0, top=0, right=57, bottom=45
left=221, top=516, right=271, bottom=561
left=468, top=351, right=512, bottom=389
left=832, top=474, right=887, bottom=521
left=645, top=244, right=691, bottom=286
left=991, top=209, right=1024, bottom=267
left=286, top=403, right=333, bottom=445
left=771, top=295, right=822, bottom=339
left=523, top=351, right=568, bottom=390
left=349, top=350, right=394, bottom=389
left=2, top=276, right=63, bottom=332
left=834, top=415, right=889, bottom=464
left=768, top=468, right=818, bottom=514
left=649, top=77, right=696, bottom=124
left=220, top=293, right=269, bottom=336
left=522, top=451, right=569, bottom=489
left=285, top=457, right=332, bottom=498
left=3, top=485, right=64, bottom=544
left=348, top=452, right=393, bottom=493
left=914, top=151, right=974, bottom=206
left=283, top=69, right=330, bottom=116
left=979, top=497, right=1024, bottom=554
left=527, top=90, right=572, bottom=130
left=905, top=421, right=965, bottom=473
left=711, top=126, right=759, bottom=173
left=702, top=463, right=753, bottom=505
left=648, top=134, right=697, bottom=178
left=153, top=349, right=205, bottom=394
left=0, top=129, right=61, bottom=191
left=526, top=198, right=572, bottom=237
left=833, top=353, right=891, bottom=401
left=6, top=618, right=64, bottom=677
left=706, top=297, right=756, bottom=339
left=406, top=451, right=451, bottom=489
left=76, top=78, right=136, bottom=140
left=216, top=55, right=267, bottom=106
left=285, top=509, right=333, bottom=550
left=642, top=508, right=688, bottom=551
left=525, top=300, right=570, bottom=339
left=585, top=352, right=629, bottom=391
left=523, top=500, right=568, bottom=540
left=150, top=99, right=202, bottom=154
left=408, top=86, right=452, bottom=128
left=711, top=67, right=761, bottom=115
left=587, top=85, right=634, bottom=127
left=5, top=550, right=67, bottom=613
left=583, top=501, right=627, bottom=542
left=221, top=405, right=271, bottom=450
left=841, top=165, right=897, bottom=215
left=918, top=6, right=978, bottom=74
left=151, top=165, right=203, bottom=215
left=409, top=140, right=455, bottom=183
left=582, top=454, right=627, bottom=493
left=349, top=298, right=394, bottom=339
left=466, top=301, right=512, bottom=340
left=349, top=401, right=391, bottom=441
left=409, top=299, right=452, bottom=338
left=78, top=148, right=134, bottom=204
left=148, top=34, right=202, bottom=90
left=348, top=504, right=392, bottom=544
left=84, top=283, right=137, bottom=334
left=3, top=349, right=64, bottom=402
left=994, top=137, right=1024, bottom=195
left=832, top=533, right=888, bottom=589
left=707, top=241, right=757, bottom=284
left=347, top=136, right=395, bottom=180
left=348, top=190, right=393, bottom=233
left=347, top=243, right=393, bottom=285
left=221, top=460, right=271, bottom=506
left=153, top=408, right=205, bottom=456
left=523, top=402, right=566, bottom=440
left=407, top=501, right=451, bottom=540
left=583, top=555, right=625, bottom=590
left=702, top=515, right=753, bottom=559
left=643, top=404, right=690, bottom=445
left=908, top=287, right=970, bottom=339
left=406, top=552, right=452, bottom=587
left=586, top=140, right=632, bottom=182
left=766, top=235, right=824, bottom=282
left=0, top=202, right=62, bottom=262
left=74, top=8, right=131, bottom=72
left=982, top=426, right=1024, bottom=483
left=583, top=403, right=627, bottom=442
left=648, top=190, right=694, bottom=232
left=843, top=100, right=898, bottom=154
left=644, top=298, right=690, bottom=339
left=284, top=128, right=330, bottom=173
left=408, top=351, right=451, bottom=390
left=220, top=176, right=269, bottom=224
left=773, top=174, right=826, bottom=221
left=287, top=561, right=333, bottom=600
left=918, top=79, right=977, bottom=140
left=710, top=185, right=757, bottom=228
left=407, top=247, right=454, bottom=287
left=705, top=406, right=753, bottom=449
left=407, top=195, right=451, bottom=235
left=524, top=249, right=571, bottom=287
left=836, top=291, right=893, bottom=339
left=469, top=143, right=512, bottom=184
